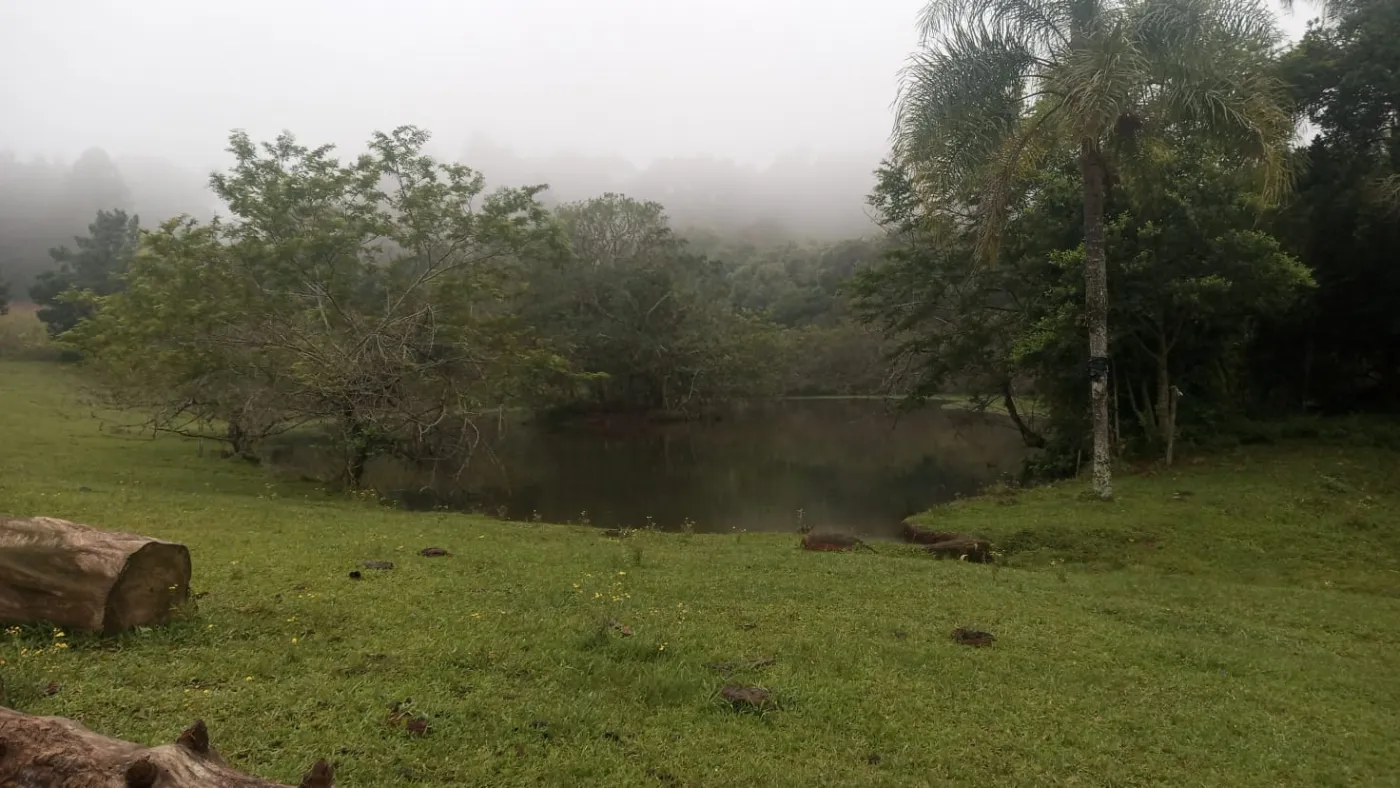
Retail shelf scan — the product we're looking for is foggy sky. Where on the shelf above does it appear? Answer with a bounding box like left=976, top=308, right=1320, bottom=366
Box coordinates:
left=0, top=0, right=1321, bottom=173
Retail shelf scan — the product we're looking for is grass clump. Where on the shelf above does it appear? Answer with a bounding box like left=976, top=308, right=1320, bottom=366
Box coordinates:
left=2, top=361, right=1400, bottom=786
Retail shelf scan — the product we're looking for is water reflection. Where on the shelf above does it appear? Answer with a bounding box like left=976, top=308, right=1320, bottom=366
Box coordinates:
left=274, top=399, right=1029, bottom=539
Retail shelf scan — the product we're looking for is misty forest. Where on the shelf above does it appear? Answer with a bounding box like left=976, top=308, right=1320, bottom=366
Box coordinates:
left=2, top=0, right=1399, bottom=785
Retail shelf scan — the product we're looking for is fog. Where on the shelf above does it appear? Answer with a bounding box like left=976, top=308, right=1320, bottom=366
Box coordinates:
left=0, top=0, right=1323, bottom=253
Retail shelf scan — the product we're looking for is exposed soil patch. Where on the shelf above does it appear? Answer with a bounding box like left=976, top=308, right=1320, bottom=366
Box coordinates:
left=361, top=560, right=394, bottom=570
left=719, top=684, right=776, bottom=711
left=405, top=717, right=431, bottom=736
left=951, top=627, right=995, bottom=647
left=418, top=547, right=451, bottom=557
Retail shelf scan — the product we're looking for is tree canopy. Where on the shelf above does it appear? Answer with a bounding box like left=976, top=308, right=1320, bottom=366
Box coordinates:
left=893, top=0, right=1297, bottom=496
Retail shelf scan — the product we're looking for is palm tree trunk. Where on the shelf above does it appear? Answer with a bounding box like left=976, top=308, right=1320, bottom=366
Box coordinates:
left=1080, top=140, right=1113, bottom=500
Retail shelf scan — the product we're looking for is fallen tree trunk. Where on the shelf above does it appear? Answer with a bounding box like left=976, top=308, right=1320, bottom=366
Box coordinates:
left=0, top=515, right=192, bottom=634
left=0, top=709, right=334, bottom=787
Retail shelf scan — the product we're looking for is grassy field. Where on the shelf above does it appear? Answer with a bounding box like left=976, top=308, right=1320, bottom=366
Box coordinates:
left=2, top=360, right=1399, bottom=787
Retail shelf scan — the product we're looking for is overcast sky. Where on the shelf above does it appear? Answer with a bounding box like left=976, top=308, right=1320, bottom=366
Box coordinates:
left=1, top=0, right=1322, bottom=170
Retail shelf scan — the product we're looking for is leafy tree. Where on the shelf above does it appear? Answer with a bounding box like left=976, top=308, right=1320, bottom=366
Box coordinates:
left=0, top=278, right=9, bottom=315
left=70, top=127, right=571, bottom=483
left=531, top=193, right=783, bottom=414
left=895, top=0, right=1295, bottom=498
left=29, top=209, right=139, bottom=336
left=1260, top=0, right=1400, bottom=410
left=852, top=160, right=1074, bottom=450
left=858, top=140, right=1310, bottom=472
left=1020, top=144, right=1313, bottom=463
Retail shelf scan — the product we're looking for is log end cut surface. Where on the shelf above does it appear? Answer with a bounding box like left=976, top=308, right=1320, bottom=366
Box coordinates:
left=105, top=541, right=192, bottom=634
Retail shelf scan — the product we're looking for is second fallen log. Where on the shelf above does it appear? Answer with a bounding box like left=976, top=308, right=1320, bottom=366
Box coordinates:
left=0, top=709, right=334, bottom=787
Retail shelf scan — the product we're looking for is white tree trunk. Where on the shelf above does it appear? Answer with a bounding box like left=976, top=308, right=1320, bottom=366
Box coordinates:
left=1080, top=140, right=1113, bottom=500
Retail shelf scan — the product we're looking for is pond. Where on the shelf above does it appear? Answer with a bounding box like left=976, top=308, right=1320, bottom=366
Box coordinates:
left=270, top=399, right=1031, bottom=540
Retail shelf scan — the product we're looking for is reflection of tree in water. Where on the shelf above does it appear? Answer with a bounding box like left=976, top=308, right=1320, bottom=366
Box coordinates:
left=283, top=400, right=1027, bottom=538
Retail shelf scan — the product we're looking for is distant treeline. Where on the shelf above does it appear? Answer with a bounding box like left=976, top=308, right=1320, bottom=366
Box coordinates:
left=3, top=0, right=1396, bottom=493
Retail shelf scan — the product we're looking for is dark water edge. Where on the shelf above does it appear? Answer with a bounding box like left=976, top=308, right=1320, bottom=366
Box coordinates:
left=264, top=398, right=1031, bottom=540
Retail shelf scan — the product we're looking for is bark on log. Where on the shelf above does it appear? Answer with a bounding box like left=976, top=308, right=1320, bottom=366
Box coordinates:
left=0, top=515, right=192, bottom=634
left=0, top=709, right=334, bottom=787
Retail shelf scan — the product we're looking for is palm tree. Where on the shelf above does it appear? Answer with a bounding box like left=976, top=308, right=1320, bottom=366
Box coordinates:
left=894, top=0, right=1294, bottom=499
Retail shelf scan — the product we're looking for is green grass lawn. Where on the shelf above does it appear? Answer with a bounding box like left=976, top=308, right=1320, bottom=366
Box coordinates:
left=2, top=360, right=1399, bottom=787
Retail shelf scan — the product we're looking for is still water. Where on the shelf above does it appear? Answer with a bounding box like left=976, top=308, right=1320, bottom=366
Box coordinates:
left=276, top=399, right=1029, bottom=540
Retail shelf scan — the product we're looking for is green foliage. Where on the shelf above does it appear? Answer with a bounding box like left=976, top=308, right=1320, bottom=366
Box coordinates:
left=68, top=127, right=572, bottom=482
left=852, top=162, right=1054, bottom=414
left=1024, top=145, right=1314, bottom=453
left=896, top=0, right=1295, bottom=249
left=28, top=209, right=139, bottom=337
left=1256, top=0, right=1400, bottom=410
left=528, top=193, right=785, bottom=414
left=896, top=0, right=1298, bottom=497
left=858, top=139, right=1311, bottom=474
left=0, top=305, right=57, bottom=361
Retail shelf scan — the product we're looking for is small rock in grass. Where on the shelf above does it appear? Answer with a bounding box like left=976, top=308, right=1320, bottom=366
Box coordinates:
left=951, top=627, right=995, bottom=647
left=926, top=536, right=992, bottom=563
left=348, top=571, right=362, bottom=580
left=719, top=684, right=776, bottom=711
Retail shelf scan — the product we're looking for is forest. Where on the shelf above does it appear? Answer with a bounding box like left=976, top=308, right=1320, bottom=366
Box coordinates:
left=0, top=0, right=1396, bottom=495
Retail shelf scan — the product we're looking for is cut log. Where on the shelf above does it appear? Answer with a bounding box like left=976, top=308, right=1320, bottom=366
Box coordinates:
left=0, top=709, right=334, bottom=787
left=0, top=515, right=192, bottom=634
